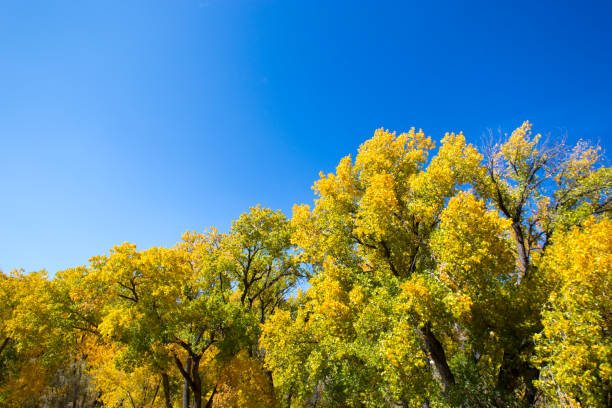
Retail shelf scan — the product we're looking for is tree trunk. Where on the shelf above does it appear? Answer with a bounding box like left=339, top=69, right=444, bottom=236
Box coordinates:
left=497, top=351, right=515, bottom=394
left=183, top=356, right=192, bottom=408
left=72, top=361, right=82, bottom=408
left=497, top=349, right=539, bottom=405
left=204, top=385, right=217, bottom=408
left=420, top=323, right=455, bottom=393
left=511, top=222, right=530, bottom=279
left=523, top=365, right=539, bottom=405
left=191, top=357, right=202, bottom=408
left=150, top=382, right=160, bottom=408
left=0, top=337, right=10, bottom=356
left=162, top=372, right=172, bottom=408
left=265, top=367, right=274, bottom=389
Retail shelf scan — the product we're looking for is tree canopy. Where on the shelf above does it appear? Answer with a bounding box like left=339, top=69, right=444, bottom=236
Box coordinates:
left=1, top=122, right=610, bottom=407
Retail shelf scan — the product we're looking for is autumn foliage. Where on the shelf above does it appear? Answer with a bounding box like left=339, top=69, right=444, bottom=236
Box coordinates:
left=1, top=122, right=610, bottom=407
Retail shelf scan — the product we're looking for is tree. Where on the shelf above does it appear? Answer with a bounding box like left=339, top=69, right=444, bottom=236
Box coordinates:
left=212, top=349, right=280, bottom=408
left=481, top=121, right=611, bottom=402
left=533, top=217, right=611, bottom=407
left=90, top=234, right=251, bottom=408
left=264, top=128, right=484, bottom=406
left=89, top=346, right=169, bottom=408
left=263, top=123, right=611, bottom=407
left=0, top=270, right=78, bottom=406
left=482, top=121, right=611, bottom=278
left=1, top=121, right=609, bottom=407
left=222, top=205, right=305, bottom=326
left=81, top=206, right=303, bottom=408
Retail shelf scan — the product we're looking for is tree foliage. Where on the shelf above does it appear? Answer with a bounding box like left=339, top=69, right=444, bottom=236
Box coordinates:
left=0, top=122, right=609, bottom=407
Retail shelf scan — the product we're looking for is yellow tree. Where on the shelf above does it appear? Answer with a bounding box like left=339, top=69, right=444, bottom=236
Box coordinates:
left=0, top=270, right=15, bottom=360
left=534, top=217, right=611, bottom=407
left=264, top=128, right=484, bottom=406
left=0, top=270, right=82, bottom=406
left=212, top=349, right=279, bottom=408
left=90, top=234, right=253, bottom=408
left=89, top=343, right=170, bottom=408
left=482, top=121, right=611, bottom=279
left=88, top=206, right=302, bottom=408
left=480, top=122, right=611, bottom=402
left=222, top=205, right=305, bottom=325
left=426, top=190, right=529, bottom=404
left=264, top=123, right=611, bottom=407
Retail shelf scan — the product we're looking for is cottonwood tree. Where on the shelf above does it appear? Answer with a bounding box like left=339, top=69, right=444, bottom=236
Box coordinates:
left=533, top=217, right=611, bottom=407
left=90, top=234, right=250, bottom=408
left=263, top=123, right=611, bottom=407
left=0, top=269, right=96, bottom=406
left=263, top=128, right=484, bottom=406
left=82, top=206, right=302, bottom=408
left=480, top=122, right=611, bottom=402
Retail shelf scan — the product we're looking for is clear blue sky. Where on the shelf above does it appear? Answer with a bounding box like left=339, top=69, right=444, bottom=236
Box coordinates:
left=1, top=0, right=611, bottom=274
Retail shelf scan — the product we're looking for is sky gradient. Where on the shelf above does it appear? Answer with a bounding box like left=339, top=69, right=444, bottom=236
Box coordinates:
left=1, top=0, right=611, bottom=274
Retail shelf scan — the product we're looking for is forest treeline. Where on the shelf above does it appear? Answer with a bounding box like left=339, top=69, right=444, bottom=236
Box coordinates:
left=1, top=122, right=610, bottom=407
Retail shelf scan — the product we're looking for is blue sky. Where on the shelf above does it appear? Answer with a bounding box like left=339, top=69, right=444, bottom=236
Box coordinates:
left=1, top=0, right=611, bottom=274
